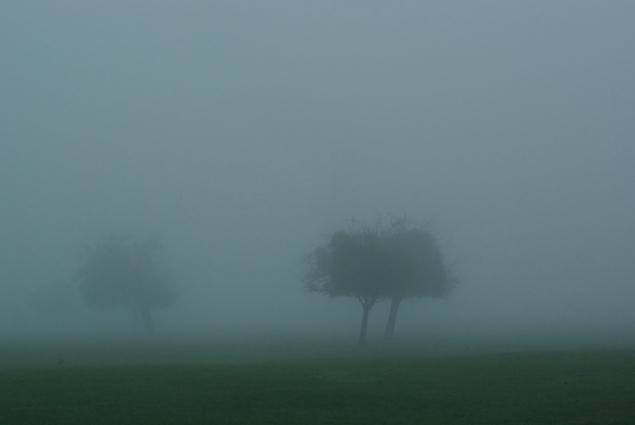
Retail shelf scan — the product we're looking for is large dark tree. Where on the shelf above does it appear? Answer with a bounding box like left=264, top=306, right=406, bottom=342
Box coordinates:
left=76, top=235, right=176, bottom=333
left=306, top=219, right=454, bottom=344
left=379, top=224, right=453, bottom=340
left=305, top=227, right=386, bottom=345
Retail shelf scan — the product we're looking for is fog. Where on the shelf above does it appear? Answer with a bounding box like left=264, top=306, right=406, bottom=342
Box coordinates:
left=1, top=0, right=634, bottom=354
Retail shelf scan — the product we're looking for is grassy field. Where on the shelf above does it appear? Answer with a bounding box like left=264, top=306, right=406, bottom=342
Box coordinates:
left=1, top=349, right=634, bottom=424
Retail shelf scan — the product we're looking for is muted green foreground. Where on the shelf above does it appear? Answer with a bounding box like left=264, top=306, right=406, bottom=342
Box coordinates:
left=1, top=350, right=634, bottom=425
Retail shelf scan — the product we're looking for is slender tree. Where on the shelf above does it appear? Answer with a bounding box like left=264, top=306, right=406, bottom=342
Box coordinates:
left=380, top=225, right=453, bottom=340
left=305, top=228, right=385, bottom=345
left=76, top=235, right=176, bottom=333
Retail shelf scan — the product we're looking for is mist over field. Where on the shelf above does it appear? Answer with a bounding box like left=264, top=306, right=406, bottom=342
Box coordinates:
left=1, top=0, right=635, bottom=356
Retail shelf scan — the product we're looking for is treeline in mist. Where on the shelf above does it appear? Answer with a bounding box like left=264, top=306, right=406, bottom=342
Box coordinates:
left=64, top=217, right=454, bottom=345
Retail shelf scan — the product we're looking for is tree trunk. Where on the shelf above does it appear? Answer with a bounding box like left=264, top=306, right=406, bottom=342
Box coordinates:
left=140, top=308, right=154, bottom=335
left=358, top=304, right=371, bottom=346
left=384, top=297, right=402, bottom=340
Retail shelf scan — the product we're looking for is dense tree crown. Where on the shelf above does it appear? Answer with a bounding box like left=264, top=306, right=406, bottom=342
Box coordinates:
left=305, top=220, right=453, bottom=344
left=378, top=227, right=452, bottom=299
left=306, top=229, right=385, bottom=301
left=77, top=235, right=177, bottom=333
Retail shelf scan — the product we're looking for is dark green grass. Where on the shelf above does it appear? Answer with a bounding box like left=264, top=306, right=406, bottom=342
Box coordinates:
left=1, top=350, right=635, bottom=424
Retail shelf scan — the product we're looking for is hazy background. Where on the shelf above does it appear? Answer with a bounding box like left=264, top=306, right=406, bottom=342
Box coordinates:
left=1, top=0, right=634, bottom=344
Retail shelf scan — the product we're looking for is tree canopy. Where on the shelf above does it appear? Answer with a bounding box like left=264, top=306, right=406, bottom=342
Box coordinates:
left=305, top=226, right=387, bottom=345
left=77, top=235, right=177, bottom=333
left=378, top=223, right=453, bottom=339
left=305, top=219, right=454, bottom=344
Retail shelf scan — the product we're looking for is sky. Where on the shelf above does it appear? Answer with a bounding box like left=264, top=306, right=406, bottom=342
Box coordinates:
left=1, top=0, right=634, bottom=339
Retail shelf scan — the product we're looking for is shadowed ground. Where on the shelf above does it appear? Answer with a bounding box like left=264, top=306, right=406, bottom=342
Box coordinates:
left=1, top=349, right=634, bottom=424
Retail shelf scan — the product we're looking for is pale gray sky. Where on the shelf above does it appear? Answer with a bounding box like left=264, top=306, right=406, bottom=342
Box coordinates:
left=1, top=0, right=634, bottom=338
